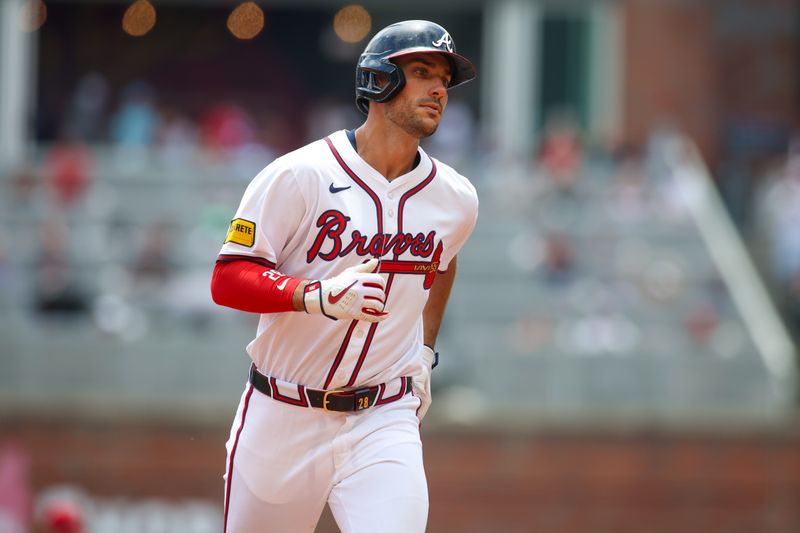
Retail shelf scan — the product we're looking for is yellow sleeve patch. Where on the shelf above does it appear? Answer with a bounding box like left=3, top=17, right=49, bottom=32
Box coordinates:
left=225, top=218, right=256, bottom=247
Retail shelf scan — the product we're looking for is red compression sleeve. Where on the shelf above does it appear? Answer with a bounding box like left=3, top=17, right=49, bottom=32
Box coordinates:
left=210, top=260, right=303, bottom=313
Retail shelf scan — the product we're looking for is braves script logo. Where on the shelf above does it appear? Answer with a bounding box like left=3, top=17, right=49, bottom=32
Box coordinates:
left=307, top=210, right=443, bottom=288
left=308, top=210, right=437, bottom=261
left=432, top=32, right=453, bottom=52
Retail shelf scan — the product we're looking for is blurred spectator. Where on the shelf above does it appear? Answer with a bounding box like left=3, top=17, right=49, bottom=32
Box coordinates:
left=110, top=80, right=160, bottom=147
left=684, top=302, right=720, bottom=345
left=511, top=312, right=555, bottom=354
left=0, top=232, right=9, bottom=310
left=605, top=148, right=648, bottom=225
left=130, top=221, right=175, bottom=292
left=157, top=107, right=197, bottom=147
left=34, top=488, right=87, bottom=533
left=199, top=102, right=255, bottom=153
left=536, top=110, right=583, bottom=191
left=541, top=231, right=576, bottom=285
left=304, top=98, right=361, bottom=143
left=0, top=444, right=31, bottom=533
left=65, top=72, right=109, bottom=143
left=199, top=102, right=287, bottom=178
left=720, top=120, right=789, bottom=227
left=566, top=312, right=640, bottom=356
left=764, top=153, right=800, bottom=285
left=755, top=127, right=800, bottom=337
left=109, top=80, right=161, bottom=174
left=40, top=500, right=84, bottom=533
left=522, top=111, right=586, bottom=233
left=7, top=163, right=39, bottom=207
left=33, top=219, right=89, bottom=316
left=231, top=109, right=289, bottom=180
left=156, top=106, right=199, bottom=167
left=258, top=110, right=301, bottom=156
left=787, top=273, right=800, bottom=337
left=42, top=129, right=94, bottom=209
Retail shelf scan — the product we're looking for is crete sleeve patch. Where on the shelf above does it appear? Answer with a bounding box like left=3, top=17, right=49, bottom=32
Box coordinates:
left=225, top=218, right=256, bottom=247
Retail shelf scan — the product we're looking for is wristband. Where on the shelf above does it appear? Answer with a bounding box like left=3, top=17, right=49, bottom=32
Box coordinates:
left=423, top=344, right=439, bottom=369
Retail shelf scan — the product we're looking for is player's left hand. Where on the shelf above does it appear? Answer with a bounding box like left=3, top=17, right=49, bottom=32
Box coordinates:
left=303, top=258, right=389, bottom=322
left=412, top=345, right=437, bottom=422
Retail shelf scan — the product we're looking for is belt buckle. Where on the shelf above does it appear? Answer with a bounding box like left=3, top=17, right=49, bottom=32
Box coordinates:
left=323, top=389, right=344, bottom=412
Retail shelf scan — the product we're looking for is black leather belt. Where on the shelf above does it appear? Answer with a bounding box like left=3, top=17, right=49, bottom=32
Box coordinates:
left=248, top=364, right=412, bottom=412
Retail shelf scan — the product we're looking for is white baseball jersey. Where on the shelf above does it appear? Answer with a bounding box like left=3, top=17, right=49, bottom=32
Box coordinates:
left=219, top=129, right=478, bottom=390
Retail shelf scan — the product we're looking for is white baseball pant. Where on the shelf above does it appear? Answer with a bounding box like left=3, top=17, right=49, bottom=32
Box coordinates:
left=223, top=381, right=428, bottom=533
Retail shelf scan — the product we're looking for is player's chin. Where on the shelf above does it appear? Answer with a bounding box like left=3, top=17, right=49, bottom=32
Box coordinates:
left=422, top=124, right=439, bottom=138
left=414, top=115, right=440, bottom=138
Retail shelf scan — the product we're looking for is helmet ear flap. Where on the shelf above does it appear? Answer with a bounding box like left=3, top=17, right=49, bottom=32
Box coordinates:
left=364, top=71, right=383, bottom=91
left=383, top=65, right=406, bottom=101
left=355, top=62, right=406, bottom=115
left=358, top=70, right=377, bottom=92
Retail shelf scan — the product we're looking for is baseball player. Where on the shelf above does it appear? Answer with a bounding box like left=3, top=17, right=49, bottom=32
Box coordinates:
left=210, top=20, right=478, bottom=533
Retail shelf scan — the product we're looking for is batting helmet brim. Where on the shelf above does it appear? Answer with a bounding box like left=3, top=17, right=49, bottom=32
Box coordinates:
left=385, top=48, right=476, bottom=88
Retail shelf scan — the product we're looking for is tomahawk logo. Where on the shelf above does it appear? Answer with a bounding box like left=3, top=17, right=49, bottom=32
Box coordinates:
left=432, top=32, right=453, bottom=52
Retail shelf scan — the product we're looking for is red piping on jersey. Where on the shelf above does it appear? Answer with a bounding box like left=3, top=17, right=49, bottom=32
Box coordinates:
left=324, top=136, right=384, bottom=234
left=323, top=136, right=438, bottom=388
left=345, top=272, right=396, bottom=387
left=224, top=384, right=254, bottom=533
left=396, top=160, right=437, bottom=234
left=269, top=377, right=309, bottom=407
left=323, top=320, right=358, bottom=389
left=217, top=254, right=277, bottom=269
left=344, top=160, right=437, bottom=386
left=322, top=136, right=385, bottom=387
left=395, top=163, right=439, bottom=292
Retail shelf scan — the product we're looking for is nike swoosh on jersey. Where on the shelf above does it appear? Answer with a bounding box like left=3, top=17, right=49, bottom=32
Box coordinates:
left=329, top=183, right=352, bottom=193
left=328, top=281, right=357, bottom=304
left=276, top=278, right=289, bottom=290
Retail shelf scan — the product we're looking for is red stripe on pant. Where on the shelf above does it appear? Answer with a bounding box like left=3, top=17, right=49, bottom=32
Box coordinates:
left=224, top=384, right=254, bottom=533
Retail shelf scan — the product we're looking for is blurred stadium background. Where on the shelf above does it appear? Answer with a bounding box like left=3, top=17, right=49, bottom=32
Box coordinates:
left=0, top=0, right=799, bottom=531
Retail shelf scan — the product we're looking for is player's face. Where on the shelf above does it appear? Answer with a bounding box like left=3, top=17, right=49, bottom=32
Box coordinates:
left=385, top=53, right=452, bottom=139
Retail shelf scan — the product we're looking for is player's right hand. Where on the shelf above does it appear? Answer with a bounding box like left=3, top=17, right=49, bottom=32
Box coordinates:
left=412, top=345, right=436, bottom=422
left=303, top=258, right=389, bottom=322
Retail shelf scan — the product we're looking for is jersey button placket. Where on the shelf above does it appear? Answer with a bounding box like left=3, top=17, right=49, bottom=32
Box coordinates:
left=384, top=189, right=398, bottom=229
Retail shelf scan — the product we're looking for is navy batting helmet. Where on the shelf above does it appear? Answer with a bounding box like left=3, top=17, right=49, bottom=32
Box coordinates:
left=355, top=20, right=477, bottom=115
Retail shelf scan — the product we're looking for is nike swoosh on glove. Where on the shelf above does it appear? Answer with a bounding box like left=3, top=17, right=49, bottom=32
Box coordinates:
left=412, top=345, right=436, bottom=422
left=303, top=258, right=389, bottom=323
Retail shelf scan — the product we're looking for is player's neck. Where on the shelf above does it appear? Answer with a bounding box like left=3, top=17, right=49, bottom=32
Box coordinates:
left=354, top=122, right=420, bottom=182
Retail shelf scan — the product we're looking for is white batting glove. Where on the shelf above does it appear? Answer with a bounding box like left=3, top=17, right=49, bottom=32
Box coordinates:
left=303, top=258, right=389, bottom=323
left=412, top=345, right=437, bottom=422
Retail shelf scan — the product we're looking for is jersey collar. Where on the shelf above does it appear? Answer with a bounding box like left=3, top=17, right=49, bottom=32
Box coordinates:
left=329, top=129, right=434, bottom=191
